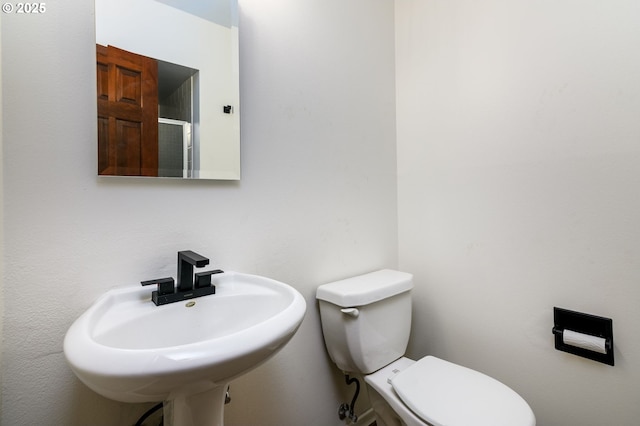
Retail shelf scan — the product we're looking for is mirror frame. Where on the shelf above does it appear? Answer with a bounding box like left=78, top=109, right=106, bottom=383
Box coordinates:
left=94, top=0, right=240, bottom=180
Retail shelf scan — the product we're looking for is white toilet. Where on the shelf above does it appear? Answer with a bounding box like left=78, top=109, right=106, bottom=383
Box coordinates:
left=316, top=269, right=536, bottom=426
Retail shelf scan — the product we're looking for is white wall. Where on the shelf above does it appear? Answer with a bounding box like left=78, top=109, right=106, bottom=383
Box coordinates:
left=0, top=0, right=397, bottom=425
left=10, top=1, right=638, bottom=425
left=0, top=12, right=4, bottom=417
left=396, top=1, right=640, bottom=425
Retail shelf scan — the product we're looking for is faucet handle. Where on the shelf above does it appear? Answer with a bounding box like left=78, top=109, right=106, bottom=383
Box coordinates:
left=141, top=277, right=175, bottom=296
left=194, top=269, right=224, bottom=289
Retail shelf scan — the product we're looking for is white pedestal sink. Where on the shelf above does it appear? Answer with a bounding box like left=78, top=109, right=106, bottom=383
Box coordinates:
left=64, top=272, right=306, bottom=426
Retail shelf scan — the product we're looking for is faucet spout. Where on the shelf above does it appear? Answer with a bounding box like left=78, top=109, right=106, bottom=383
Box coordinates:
left=177, top=250, right=210, bottom=292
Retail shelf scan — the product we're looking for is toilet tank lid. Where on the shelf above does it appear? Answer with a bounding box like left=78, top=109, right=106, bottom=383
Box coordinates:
left=391, top=356, right=536, bottom=426
left=316, top=269, right=413, bottom=307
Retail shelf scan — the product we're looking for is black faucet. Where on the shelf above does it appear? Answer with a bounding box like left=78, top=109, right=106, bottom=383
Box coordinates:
left=178, top=250, right=210, bottom=291
left=141, top=250, right=224, bottom=306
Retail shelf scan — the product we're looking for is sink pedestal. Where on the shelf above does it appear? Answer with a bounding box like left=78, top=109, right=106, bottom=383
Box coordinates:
left=164, top=385, right=228, bottom=426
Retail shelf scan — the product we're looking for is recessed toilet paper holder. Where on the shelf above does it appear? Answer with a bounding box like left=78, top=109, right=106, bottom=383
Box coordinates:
left=552, top=307, right=614, bottom=366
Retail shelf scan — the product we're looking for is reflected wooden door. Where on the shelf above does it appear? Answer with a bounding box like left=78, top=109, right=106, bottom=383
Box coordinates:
left=97, top=45, right=158, bottom=176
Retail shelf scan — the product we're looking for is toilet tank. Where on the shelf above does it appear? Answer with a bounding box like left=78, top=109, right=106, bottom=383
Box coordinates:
left=316, top=270, right=413, bottom=374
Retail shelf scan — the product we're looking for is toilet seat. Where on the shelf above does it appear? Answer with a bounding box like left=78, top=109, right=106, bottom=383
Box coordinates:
left=390, top=356, right=536, bottom=426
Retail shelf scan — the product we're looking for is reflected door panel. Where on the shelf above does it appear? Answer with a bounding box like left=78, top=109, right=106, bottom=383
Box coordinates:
left=97, top=45, right=159, bottom=176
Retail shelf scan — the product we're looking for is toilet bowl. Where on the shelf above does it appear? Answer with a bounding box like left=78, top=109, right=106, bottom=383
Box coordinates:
left=316, top=269, right=535, bottom=426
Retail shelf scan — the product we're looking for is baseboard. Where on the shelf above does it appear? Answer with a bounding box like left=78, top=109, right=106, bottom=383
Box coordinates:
left=349, top=408, right=376, bottom=426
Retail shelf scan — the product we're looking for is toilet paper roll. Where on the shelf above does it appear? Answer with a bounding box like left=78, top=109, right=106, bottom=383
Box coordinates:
left=563, top=329, right=607, bottom=354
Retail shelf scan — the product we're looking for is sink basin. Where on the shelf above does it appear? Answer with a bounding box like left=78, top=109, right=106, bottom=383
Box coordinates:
left=64, top=271, right=306, bottom=425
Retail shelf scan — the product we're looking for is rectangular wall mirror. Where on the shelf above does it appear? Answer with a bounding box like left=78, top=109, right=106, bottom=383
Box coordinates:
left=95, top=0, right=240, bottom=180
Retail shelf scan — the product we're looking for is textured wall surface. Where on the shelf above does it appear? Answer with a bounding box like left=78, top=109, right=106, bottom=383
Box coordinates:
left=8, top=1, right=638, bottom=425
left=396, top=1, right=640, bottom=425
left=0, top=1, right=397, bottom=424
